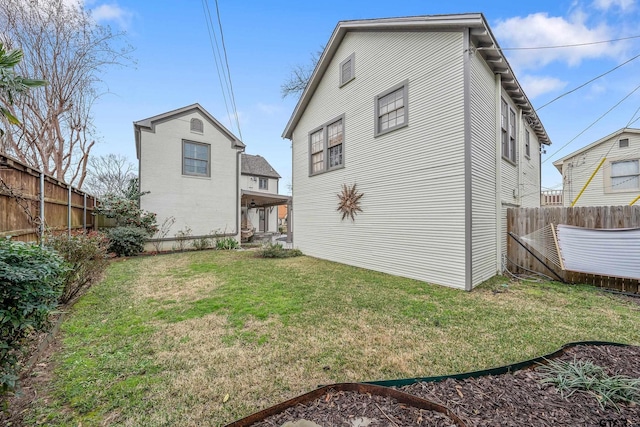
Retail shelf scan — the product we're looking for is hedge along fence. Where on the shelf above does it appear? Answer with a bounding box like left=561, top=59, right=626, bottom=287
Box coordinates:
left=0, top=153, right=98, bottom=242
left=507, top=206, right=640, bottom=293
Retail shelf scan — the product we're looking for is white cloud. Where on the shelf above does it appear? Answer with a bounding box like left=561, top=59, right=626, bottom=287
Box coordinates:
left=91, top=3, right=133, bottom=29
left=592, top=0, right=635, bottom=11
left=520, top=75, right=568, bottom=99
left=494, top=12, right=622, bottom=70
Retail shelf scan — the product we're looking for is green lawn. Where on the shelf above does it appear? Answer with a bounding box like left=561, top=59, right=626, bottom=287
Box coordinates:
left=24, top=250, right=640, bottom=426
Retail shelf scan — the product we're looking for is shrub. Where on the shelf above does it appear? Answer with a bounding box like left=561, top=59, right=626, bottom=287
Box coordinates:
left=215, top=236, right=239, bottom=250
left=258, top=242, right=302, bottom=258
left=192, top=236, right=212, bottom=251
left=173, top=226, right=192, bottom=251
left=44, top=231, right=109, bottom=304
left=106, top=226, right=147, bottom=257
left=0, top=239, right=66, bottom=395
left=94, top=195, right=158, bottom=236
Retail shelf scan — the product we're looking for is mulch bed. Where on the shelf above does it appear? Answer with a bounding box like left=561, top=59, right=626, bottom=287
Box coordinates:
left=244, top=345, right=640, bottom=427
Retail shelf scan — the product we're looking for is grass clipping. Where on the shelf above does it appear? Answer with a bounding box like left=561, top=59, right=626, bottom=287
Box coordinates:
left=538, top=358, right=640, bottom=410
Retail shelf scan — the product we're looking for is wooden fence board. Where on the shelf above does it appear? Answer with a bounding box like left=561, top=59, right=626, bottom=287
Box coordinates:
left=1, top=154, right=97, bottom=242
left=508, top=206, right=640, bottom=294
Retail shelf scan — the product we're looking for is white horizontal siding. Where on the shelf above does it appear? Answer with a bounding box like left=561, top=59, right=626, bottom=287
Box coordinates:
left=560, top=132, right=640, bottom=206
left=470, top=51, right=498, bottom=287
left=292, top=31, right=467, bottom=289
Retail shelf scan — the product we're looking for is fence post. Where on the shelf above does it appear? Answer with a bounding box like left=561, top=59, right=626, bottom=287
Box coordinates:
left=68, top=185, right=72, bottom=237
left=39, top=171, right=45, bottom=245
left=83, top=193, right=87, bottom=231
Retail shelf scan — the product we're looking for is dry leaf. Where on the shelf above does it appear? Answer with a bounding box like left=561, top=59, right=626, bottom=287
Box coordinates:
left=223, top=393, right=229, bottom=403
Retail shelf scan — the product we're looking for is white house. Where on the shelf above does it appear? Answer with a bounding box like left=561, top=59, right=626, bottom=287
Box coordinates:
left=241, top=153, right=287, bottom=234
left=134, top=104, right=245, bottom=242
left=282, top=14, right=551, bottom=290
left=553, top=128, right=640, bottom=207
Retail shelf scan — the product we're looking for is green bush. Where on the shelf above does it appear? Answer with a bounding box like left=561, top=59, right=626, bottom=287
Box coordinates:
left=215, top=236, right=239, bottom=250
left=44, top=231, right=109, bottom=304
left=0, top=239, right=66, bottom=395
left=94, top=195, right=158, bottom=235
left=258, top=242, right=302, bottom=258
left=106, top=226, right=147, bottom=257
left=192, top=236, right=211, bottom=251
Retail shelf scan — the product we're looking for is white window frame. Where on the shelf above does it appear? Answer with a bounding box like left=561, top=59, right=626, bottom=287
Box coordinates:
left=339, top=53, right=355, bottom=87
left=308, top=115, right=345, bottom=176
left=259, top=177, right=268, bottom=190
left=182, top=140, right=210, bottom=177
left=190, top=118, right=204, bottom=133
left=375, top=80, right=408, bottom=137
left=606, top=158, right=640, bottom=193
left=525, top=129, right=531, bottom=159
left=501, top=98, right=517, bottom=164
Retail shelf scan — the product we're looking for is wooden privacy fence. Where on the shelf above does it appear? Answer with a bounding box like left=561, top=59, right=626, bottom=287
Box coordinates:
left=507, top=206, right=640, bottom=293
left=0, top=153, right=97, bottom=242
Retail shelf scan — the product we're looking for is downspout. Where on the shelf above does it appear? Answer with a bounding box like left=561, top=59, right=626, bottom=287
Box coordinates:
left=495, top=75, right=502, bottom=273
left=463, top=28, right=473, bottom=291
left=236, top=147, right=244, bottom=238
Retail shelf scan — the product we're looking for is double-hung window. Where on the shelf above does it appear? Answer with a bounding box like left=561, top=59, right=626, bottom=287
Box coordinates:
left=259, top=177, right=268, bottom=190
left=375, top=81, right=408, bottom=136
left=309, top=116, right=344, bottom=175
left=183, top=140, right=210, bottom=177
left=501, top=98, right=517, bottom=163
left=611, top=159, right=639, bottom=191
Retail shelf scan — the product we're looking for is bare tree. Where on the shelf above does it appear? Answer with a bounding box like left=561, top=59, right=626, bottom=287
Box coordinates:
left=83, top=153, right=136, bottom=198
left=0, top=0, right=133, bottom=187
left=281, top=49, right=322, bottom=99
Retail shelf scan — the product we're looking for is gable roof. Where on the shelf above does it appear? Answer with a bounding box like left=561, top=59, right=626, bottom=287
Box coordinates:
left=281, top=13, right=551, bottom=146
left=241, top=153, right=281, bottom=178
left=552, top=128, right=640, bottom=173
left=134, top=103, right=245, bottom=158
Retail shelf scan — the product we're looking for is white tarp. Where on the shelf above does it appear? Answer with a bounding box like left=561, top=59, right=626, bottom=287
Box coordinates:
left=556, top=224, right=640, bottom=280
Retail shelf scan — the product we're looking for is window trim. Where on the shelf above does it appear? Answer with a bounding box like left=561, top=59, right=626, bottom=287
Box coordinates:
left=375, top=80, right=409, bottom=137
left=339, top=53, right=355, bottom=87
left=619, top=138, right=629, bottom=149
left=524, top=129, right=531, bottom=159
left=501, top=97, right=517, bottom=165
left=182, top=139, right=211, bottom=177
left=308, top=114, right=345, bottom=177
left=190, top=118, right=204, bottom=133
left=259, top=177, right=268, bottom=190
left=605, top=157, right=640, bottom=193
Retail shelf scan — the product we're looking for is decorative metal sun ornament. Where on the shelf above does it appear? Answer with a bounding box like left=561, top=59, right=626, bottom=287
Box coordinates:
left=337, top=183, right=363, bottom=221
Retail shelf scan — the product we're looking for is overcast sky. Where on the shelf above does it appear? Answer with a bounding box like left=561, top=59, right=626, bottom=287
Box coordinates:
left=85, top=0, right=640, bottom=192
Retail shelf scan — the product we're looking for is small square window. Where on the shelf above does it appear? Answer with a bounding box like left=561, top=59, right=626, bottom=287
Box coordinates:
left=375, top=81, right=408, bottom=137
left=619, top=138, right=629, bottom=148
left=339, top=53, right=355, bottom=87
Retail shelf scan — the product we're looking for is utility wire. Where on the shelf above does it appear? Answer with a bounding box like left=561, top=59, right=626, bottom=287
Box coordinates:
left=201, top=0, right=232, bottom=131
left=214, top=0, right=242, bottom=140
left=479, top=34, right=640, bottom=51
left=536, top=52, right=640, bottom=110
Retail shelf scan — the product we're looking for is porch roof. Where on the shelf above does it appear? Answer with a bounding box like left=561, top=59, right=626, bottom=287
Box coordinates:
left=241, top=190, right=291, bottom=208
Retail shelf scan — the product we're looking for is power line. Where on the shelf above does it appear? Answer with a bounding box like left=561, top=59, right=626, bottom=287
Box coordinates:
left=495, top=34, right=640, bottom=51
left=213, top=0, right=242, bottom=140
left=536, top=52, right=640, bottom=110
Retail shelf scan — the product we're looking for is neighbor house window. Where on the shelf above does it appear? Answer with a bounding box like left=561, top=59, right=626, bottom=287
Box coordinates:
left=190, top=118, right=204, bottom=133
left=339, top=53, right=355, bottom=86
left=375, top=80, right=408, bottom=136
left=309, top=115, right=344, bottom=175
left=183, top=140, right=210, bottom=177
left=501, top=98, right=516, bottom=163
left=259, top=177, right=268, bottom=190
left=611, top=159, right=639, bottom=191
left=525, top=129, right=531, bottom=159
left=619, top=138, right=629, bottom=148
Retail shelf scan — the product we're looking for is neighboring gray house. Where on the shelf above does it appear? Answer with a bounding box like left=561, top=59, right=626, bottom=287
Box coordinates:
left=553, top=128, right=640, bottom=207
left=134, top=104, right=290, bottom=247
left=241, top=153, right=287, bottom=234
left=282, top=13, right=552, bottom=290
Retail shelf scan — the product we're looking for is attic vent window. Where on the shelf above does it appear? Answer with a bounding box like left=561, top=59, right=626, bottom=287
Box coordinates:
left=619, top=138, right=629, bottom=148
left=190, top=118, right=204, bottom=133
left=339, top=53, right=355, bottom=87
